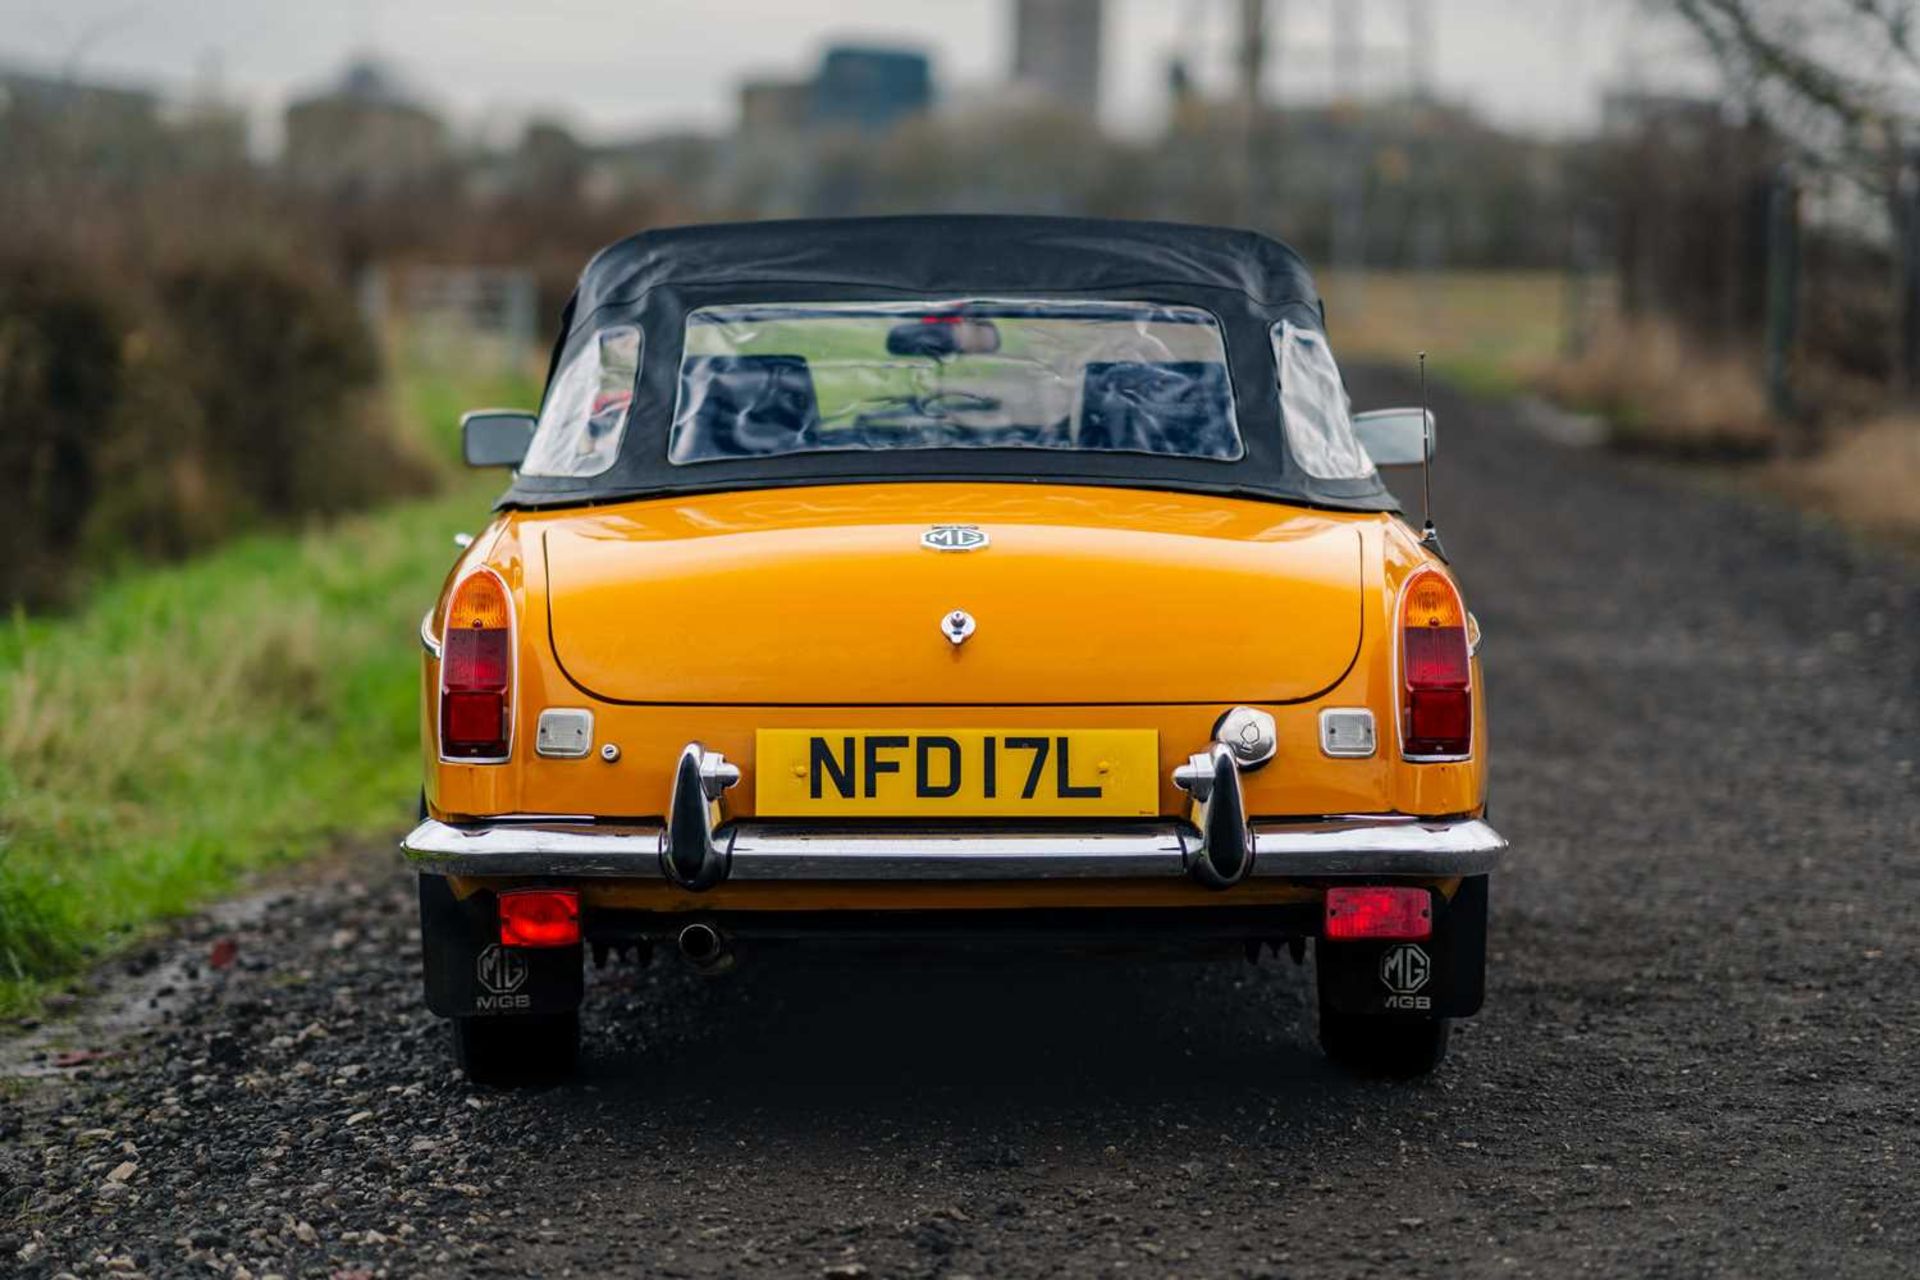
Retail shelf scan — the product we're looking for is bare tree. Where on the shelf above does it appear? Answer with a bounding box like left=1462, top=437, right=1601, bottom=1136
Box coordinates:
left=1667, top=0, right=1920, bottom=187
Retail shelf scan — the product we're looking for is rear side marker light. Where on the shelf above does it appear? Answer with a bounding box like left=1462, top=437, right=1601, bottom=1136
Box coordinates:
left=1324, top=886, right=1433, bottom=941
left=440, top=568, right=513, bottom=760
left=535, top=708, right=595, bottom=759
left=1319, top=708, right=1377, bottom=758
left=1401, top=568, right=1472, bottom=759
left=498, top=889, right=580, bottom=948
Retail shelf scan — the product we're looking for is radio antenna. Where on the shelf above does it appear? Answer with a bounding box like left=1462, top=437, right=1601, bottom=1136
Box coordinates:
left=1416, top=351, right=1447, bottom=560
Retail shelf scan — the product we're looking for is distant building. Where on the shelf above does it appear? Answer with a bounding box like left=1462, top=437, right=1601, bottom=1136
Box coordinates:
left=284, top=59, right=449, bottom=195
left=0, top=63, right=248, bottom=173
left=167, top=98, right=249, bottom=172
left=1598, top=90, right=1731, bottom=143
left=812, top=46, right=932, bottom=132
left=510, top=119, right=589, bottom=198
left=0, top=65, right=166, bottom=169
left=739, top=77, right=814, bottom=137
left=1012, top=0, right=1104, bottom=117
left=589, top=130, right=721, bottom=205
left=0, top=65, right=157, bottom=128
left=735, top=45, right=933, bottom=138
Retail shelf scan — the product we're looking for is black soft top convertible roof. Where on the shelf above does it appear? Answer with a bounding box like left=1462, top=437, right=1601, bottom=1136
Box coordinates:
left=502, top=215, right=1397, bottom=512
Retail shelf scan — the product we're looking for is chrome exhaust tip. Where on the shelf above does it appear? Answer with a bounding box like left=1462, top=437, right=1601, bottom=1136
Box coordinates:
left=676, top=920, right=733, bottom=972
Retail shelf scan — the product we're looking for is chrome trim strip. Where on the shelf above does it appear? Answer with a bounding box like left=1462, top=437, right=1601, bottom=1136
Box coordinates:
left=419, top=610, right=441, bottom=659
left=1250, top=817, right=1506, bottom=876
left=404, top=819, right=666, bottom=877
left=401, top=816, right=1505, bottom=881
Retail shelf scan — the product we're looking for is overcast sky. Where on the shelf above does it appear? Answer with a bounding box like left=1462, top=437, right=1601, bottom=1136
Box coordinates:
left=1, top=0, right=1715, bottom=143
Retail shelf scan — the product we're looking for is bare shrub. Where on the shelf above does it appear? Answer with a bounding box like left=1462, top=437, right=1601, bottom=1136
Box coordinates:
left=0, top=246, right=435, bottom=610
left=1773, top=416, right=1920, bottom=540
left=0, top=257, right=129, bottom=604
left=1536, top=315, right=1779, bottom=457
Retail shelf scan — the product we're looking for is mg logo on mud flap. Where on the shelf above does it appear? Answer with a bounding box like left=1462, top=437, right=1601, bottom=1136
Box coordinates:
left=474, top=945, right=530, bottom=1010
left=1381, top=944, right=1432, bottom=997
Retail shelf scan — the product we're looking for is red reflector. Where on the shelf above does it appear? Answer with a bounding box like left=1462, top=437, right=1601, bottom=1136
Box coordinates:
left=443, top=690, right=506, bottom=746
left=498, top=889, right=580, bottom=949
left=1324, top=886, right=1433, bottom=940
left=1408, top=687, right=1471, bottom=753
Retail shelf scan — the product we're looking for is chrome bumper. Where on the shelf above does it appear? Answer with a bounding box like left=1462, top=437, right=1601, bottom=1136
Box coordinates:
left=412, top=744, right=1505, bottom=886
left=405, top=741, right=1504, bottom=884
left=401, top=813, right=1506, bottom=881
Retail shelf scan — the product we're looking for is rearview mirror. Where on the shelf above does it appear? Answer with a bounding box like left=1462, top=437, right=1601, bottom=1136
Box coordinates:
left=886, top=317, right=1002, bottom=359
left=1353, top=407, right=1435, bottom=467
left=461, top=410, right=536, bottom=468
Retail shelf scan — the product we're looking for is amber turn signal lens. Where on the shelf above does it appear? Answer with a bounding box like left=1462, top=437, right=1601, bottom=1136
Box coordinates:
left=448, top=570, right=512, bottom=631
left=1402, top=572, right=1464, bottom=629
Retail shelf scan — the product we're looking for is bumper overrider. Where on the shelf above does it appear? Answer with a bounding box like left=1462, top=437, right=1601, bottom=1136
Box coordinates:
left=404, top=742, right=1506, bottom=887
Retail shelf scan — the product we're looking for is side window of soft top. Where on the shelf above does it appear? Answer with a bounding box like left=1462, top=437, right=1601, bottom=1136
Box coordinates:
left=1272, top=320, right=1377, bottom=482
left=520, top=326, right=642, bottom=478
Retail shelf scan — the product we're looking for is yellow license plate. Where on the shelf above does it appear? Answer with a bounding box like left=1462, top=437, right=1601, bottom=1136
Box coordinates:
left=754, top=729, right=1160, bottom=818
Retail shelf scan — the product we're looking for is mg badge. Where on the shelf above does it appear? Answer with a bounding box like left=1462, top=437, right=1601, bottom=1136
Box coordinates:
left=1380, top=943, right=1431, bottom=996
left=476, top=944, right=527, bottom=996
left=922, top=525, right=989, bottom=553
left=941, top=609, right=977, bottom=646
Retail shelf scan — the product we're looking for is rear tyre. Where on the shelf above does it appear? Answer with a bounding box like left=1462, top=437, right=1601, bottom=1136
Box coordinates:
left=1317, top=1004, right=1450, bottom=1078
left=451, top=1012, right=580, bottom=1087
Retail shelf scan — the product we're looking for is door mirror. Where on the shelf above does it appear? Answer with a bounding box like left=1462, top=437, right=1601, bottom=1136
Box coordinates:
left=461, top=410, right=536, bottom=469
left=1353, top=407, right=1435, bottom=467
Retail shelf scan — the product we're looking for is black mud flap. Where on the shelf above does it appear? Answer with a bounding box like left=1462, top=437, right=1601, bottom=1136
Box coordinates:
left=1317, top=877, right=1487, bottom=1018
left=418, top=873, right=584, bottom=1018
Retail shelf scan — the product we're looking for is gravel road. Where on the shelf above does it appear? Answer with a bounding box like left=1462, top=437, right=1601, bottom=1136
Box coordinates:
left=4, top=370, right=1916, bottom=1279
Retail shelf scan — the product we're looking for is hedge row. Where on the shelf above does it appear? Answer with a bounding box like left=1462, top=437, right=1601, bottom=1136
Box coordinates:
left=0, top=250, right=433, bottom=609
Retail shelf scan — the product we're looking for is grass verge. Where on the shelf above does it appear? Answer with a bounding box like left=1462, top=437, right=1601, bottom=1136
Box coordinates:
left=0, top=359, right=538, bottom=1017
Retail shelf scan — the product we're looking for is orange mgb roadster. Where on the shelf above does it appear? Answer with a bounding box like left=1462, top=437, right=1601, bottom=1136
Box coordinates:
left=409, top=216, right=1503, bottom=1084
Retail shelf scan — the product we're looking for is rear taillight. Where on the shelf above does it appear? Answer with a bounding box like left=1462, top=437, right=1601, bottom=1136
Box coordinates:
left=440, top=569, right=512, bottom=760
left=1324, top=886, right=1433, bottom=940
left=1400, top=568, right=1471, bottom=759
left=498, top=889, right=580, bottom=948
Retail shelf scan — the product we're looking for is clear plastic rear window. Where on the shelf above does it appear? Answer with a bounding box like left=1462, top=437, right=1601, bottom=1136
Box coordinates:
left=521, top=325, right=641, bottom=478
left=667, top=300, right=1244, bottom=464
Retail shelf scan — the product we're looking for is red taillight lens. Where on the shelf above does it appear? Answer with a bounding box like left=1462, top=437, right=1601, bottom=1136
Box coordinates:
left=1324, top=886, right=1433, bottom=940
left=1401, top=569, right=1471, bottom=758
left=498, top=889, right=580, bottom=948
left=440, top=570, right=512, bottom=759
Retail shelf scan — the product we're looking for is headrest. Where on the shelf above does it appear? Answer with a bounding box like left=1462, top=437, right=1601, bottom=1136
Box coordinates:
left=673, top=355, right=821, bottom=461
left=1079, top=361, right=1236, bottom=457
